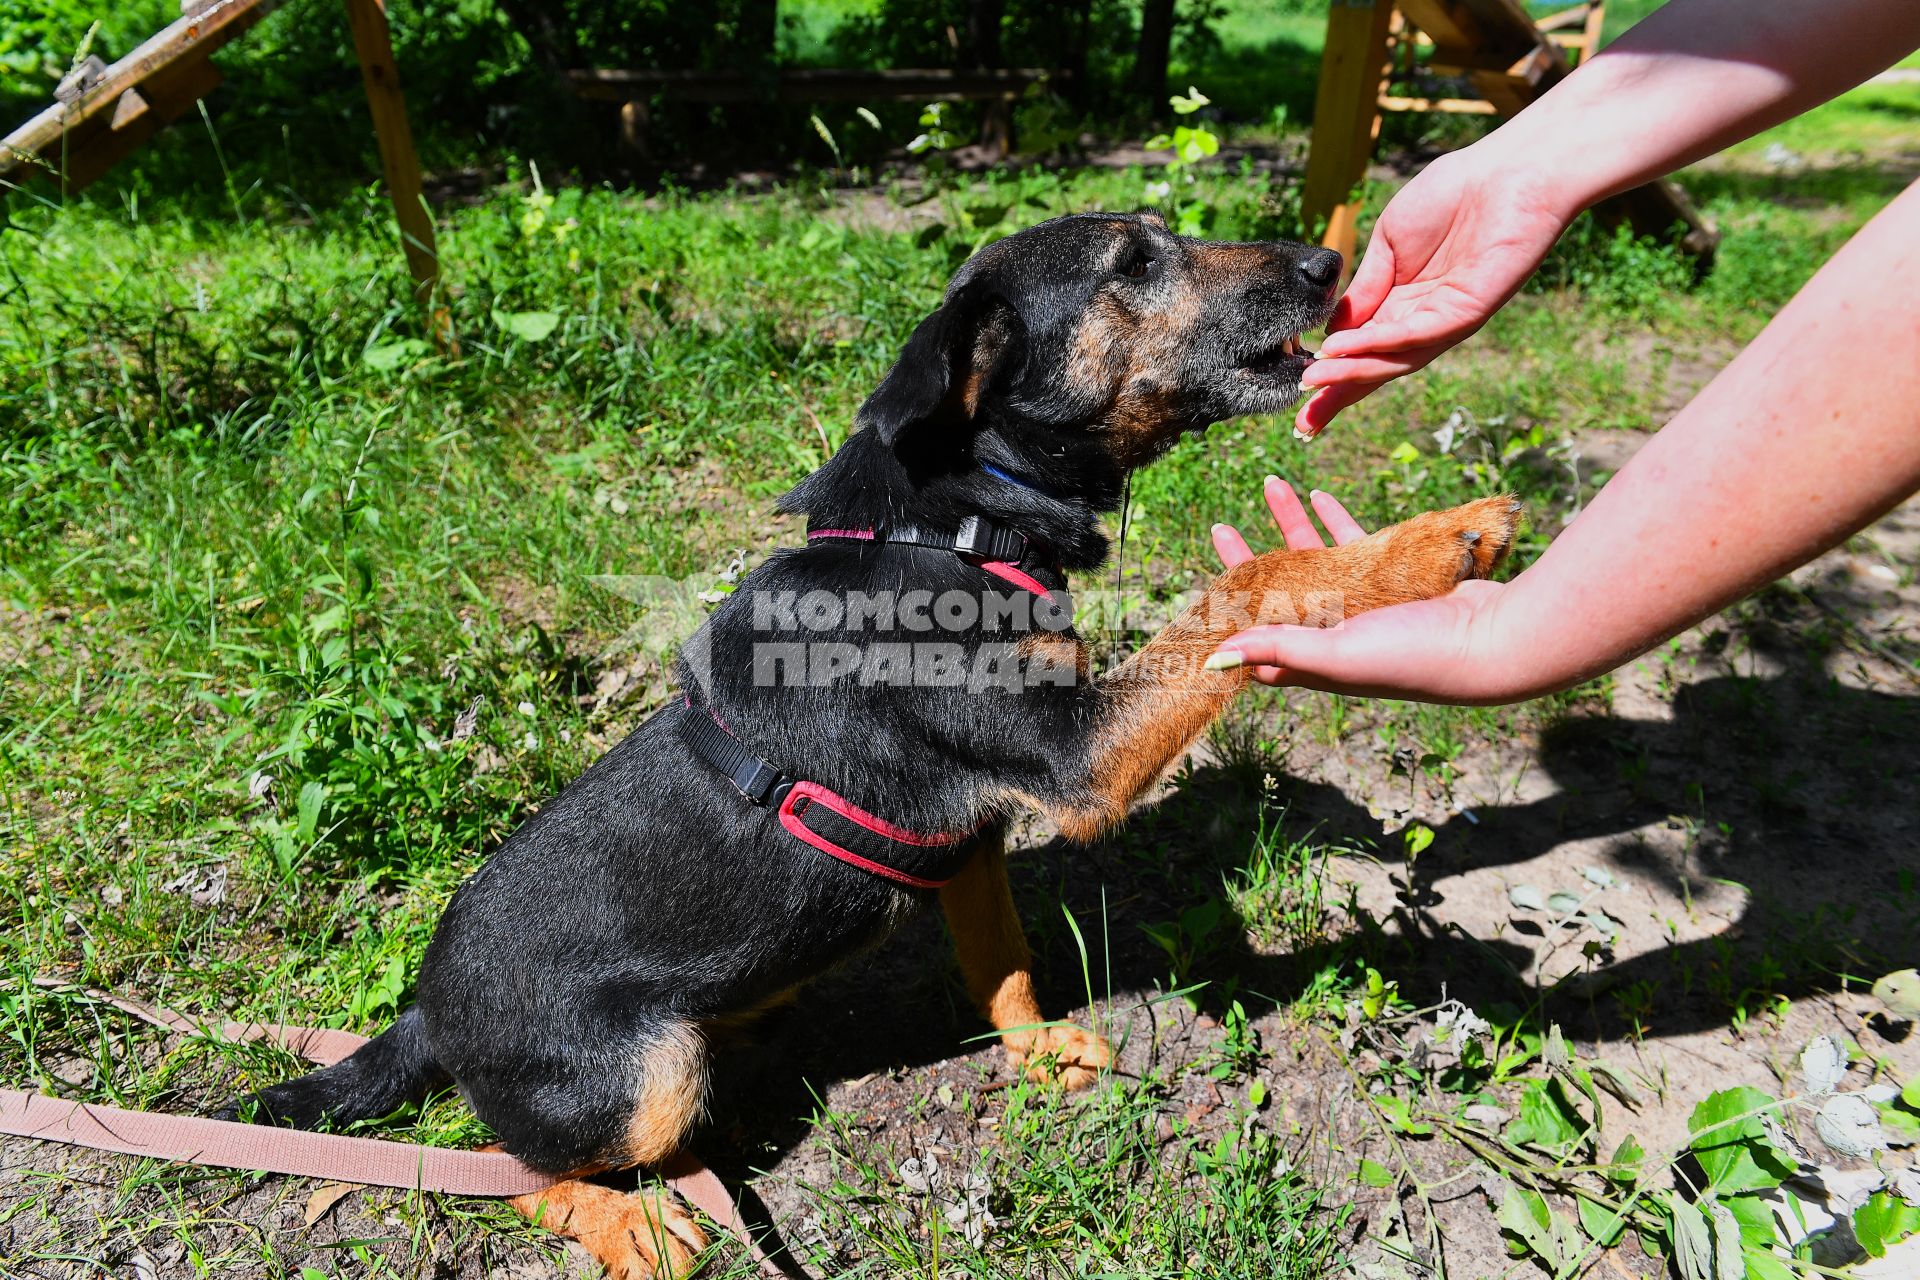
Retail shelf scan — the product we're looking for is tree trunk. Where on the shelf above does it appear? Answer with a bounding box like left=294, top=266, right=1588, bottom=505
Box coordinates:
left=1132, top=0, right=1175, bottom=108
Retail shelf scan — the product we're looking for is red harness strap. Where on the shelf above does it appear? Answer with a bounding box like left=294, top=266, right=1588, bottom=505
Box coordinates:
left=678, top=702, right=983, bottom=889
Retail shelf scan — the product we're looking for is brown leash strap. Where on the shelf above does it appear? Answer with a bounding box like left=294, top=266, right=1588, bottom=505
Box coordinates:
left=11, top=981, right=793, bottom=1276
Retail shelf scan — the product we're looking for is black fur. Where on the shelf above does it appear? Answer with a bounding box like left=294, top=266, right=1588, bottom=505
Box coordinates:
left=227, top=212, right=1341, bottom=1172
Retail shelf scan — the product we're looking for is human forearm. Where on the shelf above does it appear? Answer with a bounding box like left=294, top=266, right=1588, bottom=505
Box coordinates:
left=1219, top=177, right=1920, bottom=704
left=1484, top=178, right=1920, bottom=698
left=1490, top=0, right=1920, bottom=218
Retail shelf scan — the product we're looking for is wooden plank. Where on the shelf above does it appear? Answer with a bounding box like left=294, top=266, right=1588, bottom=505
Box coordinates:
left=342, top=0, right=440, bottom=309
left=1, top=0, right=284, bottom=186
left=1300, top=0, right=1396, bottom=267
left=61, top=56, right=221, bottom=191
left=566, top=66, right=1058, bottom=105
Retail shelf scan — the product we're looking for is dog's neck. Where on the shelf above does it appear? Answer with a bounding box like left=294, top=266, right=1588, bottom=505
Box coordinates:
left=778, top=425, right=1118, bottom=572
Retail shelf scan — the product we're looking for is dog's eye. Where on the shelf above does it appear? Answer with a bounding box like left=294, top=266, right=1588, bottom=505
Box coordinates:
left=1119, top=254, right=1155, bottom=279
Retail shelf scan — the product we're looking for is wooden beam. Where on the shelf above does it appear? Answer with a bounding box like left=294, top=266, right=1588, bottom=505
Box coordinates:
left=1300, top=0, right=1396, bottom=268
left=1, top=0, right=284, bottom=189
left=342, top=0, right=440, bottom=309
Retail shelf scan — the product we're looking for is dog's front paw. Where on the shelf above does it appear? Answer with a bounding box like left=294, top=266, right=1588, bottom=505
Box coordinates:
left=1011, top=1024, right=1111, bottom=1091
left=1379, top=495, right=1523, bottom=593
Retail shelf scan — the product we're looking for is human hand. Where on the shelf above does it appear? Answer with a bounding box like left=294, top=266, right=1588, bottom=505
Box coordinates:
left=1210, top=476, right=1525, bottom=704
left=1295, top=151, right=1575, bottom=439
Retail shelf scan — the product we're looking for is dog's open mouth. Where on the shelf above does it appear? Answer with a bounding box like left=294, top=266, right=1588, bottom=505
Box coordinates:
left=1242, top=332, right=1315, bottom=380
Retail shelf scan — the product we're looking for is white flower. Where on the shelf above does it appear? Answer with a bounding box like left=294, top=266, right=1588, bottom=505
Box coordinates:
left=516, top=700, right=536, bottom=717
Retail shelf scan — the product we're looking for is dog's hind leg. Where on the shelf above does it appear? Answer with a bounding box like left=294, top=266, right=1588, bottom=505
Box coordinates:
left=502, top=1021, right=713, bottom=1279
left=941, top=830, right=1110, bottom=1089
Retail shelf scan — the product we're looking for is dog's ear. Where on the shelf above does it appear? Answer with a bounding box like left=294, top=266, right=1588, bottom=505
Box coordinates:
left=860, top=284, right=1023, bottom=446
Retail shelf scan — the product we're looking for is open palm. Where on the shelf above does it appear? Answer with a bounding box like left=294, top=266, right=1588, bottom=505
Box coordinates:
left=1296, top=153, right=1573, bottom=437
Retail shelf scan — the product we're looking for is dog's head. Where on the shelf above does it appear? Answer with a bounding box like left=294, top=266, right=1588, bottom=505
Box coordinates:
left=861, top=210, right=1341, bottom=474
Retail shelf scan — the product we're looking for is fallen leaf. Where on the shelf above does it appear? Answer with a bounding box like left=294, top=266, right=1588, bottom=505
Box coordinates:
left=1814, top=1093, right=1887, bottom=1159
left=1508, top=885, right=1545, bottom=911
left=1800, top=1036, right=1848, bottom=1097
left=304, top=1180, right=360, bottom=1227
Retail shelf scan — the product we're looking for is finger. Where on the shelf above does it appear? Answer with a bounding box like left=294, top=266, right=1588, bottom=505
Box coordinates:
left=1262, top=475, right=1325, bottom=550
left=1293, top=381, right=1379, bottom=439
left=1327, top=238, right=1396, bottom=333
left=1308, top=490, right=1369, bottom=544
left=1301, top=351, right=1441, bottom=390
left=1318, top=318, right=1463, bottom=359
left=1211, top=522, right=1255, bottom=567
left=1247, top=664, right=1288, bottom=686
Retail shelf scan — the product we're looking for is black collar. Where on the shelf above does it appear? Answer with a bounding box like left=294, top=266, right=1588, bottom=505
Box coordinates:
left=804, top=512, right=1061, bottom=583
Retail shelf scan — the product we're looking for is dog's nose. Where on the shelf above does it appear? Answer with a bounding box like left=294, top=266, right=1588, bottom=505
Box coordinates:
left=1296, top=248, right=1343, bottom=295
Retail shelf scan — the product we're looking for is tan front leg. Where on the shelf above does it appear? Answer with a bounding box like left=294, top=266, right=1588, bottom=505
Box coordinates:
left=1055, top=494, right=1521, bottom=840
left=940, top=830, right=1110, bottom=1089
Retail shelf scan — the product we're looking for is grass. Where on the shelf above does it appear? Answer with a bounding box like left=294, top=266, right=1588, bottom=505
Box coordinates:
left=3, top=37, right=1918, bottom=1280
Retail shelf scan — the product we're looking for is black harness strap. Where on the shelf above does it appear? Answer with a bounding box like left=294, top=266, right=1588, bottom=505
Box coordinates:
left=676, top=702, right=981, bottom=889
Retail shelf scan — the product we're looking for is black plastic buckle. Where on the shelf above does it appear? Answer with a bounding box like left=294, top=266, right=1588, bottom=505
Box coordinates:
left=954, top=515, right=1024, bottom=563
left=731, top=758, right=793, bottom=807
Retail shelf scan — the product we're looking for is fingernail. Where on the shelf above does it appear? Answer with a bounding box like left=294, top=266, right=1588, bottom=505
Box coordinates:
left=1264, top=474, right=1282, bottom=488
left=1203, top=650, right=1244, bottom=671
left=1210, top=522, right=1230, bottom=535
left=1293, top=426, right=1315, bottom=443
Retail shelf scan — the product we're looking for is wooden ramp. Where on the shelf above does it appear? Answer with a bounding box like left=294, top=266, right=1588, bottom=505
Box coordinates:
left=1301, top=0, right=1716, bottom=273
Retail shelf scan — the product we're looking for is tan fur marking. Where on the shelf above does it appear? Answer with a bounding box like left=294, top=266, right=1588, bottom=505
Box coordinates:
left=509, top=1179, right=708, bottom=1280
left=1054, top=496, right=1521, bottom=839
left=939, top=832, right=1110, bottom=1088
left=623, top=1021, right=711, bottom=1166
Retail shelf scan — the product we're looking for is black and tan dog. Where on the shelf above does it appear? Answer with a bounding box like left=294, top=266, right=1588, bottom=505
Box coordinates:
left=227, top=211, right=1517, bottom=1276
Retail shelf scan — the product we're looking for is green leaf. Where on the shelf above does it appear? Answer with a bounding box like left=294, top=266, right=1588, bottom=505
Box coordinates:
left=1169, top=86, right=1211, bottom=114
left=361, top=338, right=430, bottom=371
left=1903, top=1075, right=1920, bottom=1109
left=1687, top=1087, right=1794, bottom=1192
left=1604, top=1134, right=1646, bottom=1187
left=1577, top=1194, right=1629, bottom=1247
left=1877, top=1100, right=1920, bottom=1144
left=1495, top=1184, right=1579, bottom=1267
left=1741, top=1248, right=1796, bottom=1280
left=1505, top=1079, right=1584, bottom=1152
left=1871, top=968, right=1920, bottom=1019
left=1376, top=1092, right=1431, bottom=1136
left=1403, top=824, right=1434, bottom=857
left=492, top=309, right=561, bottom=342
left=295, top=780, right=326, bottom=844
left=1708, top=1202, right=1744, bottom=1280
left=1357, top=1157, right=1393, bottom=1188
left=1669, top=1196, right=1714, bottom=1280
left=1854, top=1189, right=1920, bottom=1258
left=1389, top=441, right=1421, bottom=465
left=1247, top=1078, right=1266, bottom=1107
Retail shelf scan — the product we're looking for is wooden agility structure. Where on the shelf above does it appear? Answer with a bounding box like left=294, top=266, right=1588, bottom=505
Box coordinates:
left=0, top=0, right=440, bottom=304
left=1302, top=0, right=1716, bottom=272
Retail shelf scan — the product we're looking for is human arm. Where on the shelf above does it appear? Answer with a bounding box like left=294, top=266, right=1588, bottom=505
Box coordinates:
left=1295, top=0, right=1920, bottom=436
left=1216, top=178, right=1920, bottom=702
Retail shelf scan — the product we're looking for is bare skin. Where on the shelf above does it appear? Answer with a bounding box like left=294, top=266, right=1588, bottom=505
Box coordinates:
left=1208, top=0, right=1920, bottom=704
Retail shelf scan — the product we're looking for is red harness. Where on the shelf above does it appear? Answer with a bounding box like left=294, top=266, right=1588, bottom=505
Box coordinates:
left=678, top=700, right=984, bottom=889
left=680, top=512, right=1058, bottom=889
